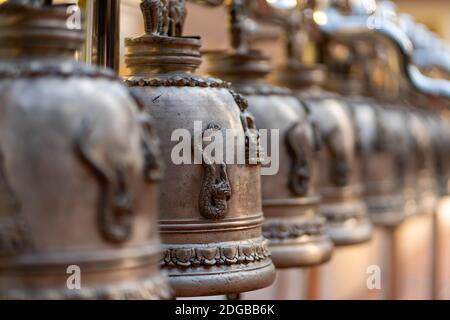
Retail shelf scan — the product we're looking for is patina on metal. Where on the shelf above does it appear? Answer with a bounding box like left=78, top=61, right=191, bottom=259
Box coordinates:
left=319, top=0, right=442, bottom=218
left=323, top=38, right=408, bottom=227
left=204, top=0, right=334, bottom=268
left=270, top=1, right=372, bottom=245
left=0, top=1, right=171, bottom=300
left=125, top=0, right=275, bottom=296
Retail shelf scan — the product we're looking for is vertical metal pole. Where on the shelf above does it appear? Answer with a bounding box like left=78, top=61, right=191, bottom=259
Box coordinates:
left=107, top=0, right=121, bottom=71
left=79, top=0, right=94, bottom=64
left=306, top=267, right=320, bottom=300
left=80, top=0, right=121, bottom=71
left=94, top=0, right=121, bottom=71
left=226, top=293, right=241, bottom=300
left=431, top=208, right=440, bottom=300
left=383, top=226, right=400, bottom=300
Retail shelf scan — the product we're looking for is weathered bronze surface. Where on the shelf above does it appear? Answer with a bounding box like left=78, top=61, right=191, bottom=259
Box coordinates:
left=431, top=112, right=450, bottom=196
left=323, top=41, right=408, bottom=227
left=125, top=0, right=275, bottom=296
left=406, top=109, right=439, bottom=216
left=271, top=10, right=372, bottom=245
left=348, top=98, right=407, bottom=227
left=283, top=71, right=372, bottom=245
left=204, top=0, right=333, bottom=268
left=0, top=2, right=171, bottom=299
left=205, top=51, right=334, bottom=268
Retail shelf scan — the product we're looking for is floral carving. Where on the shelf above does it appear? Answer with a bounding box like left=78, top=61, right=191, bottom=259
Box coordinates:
left=263, top=217, right=327, bottom=240
left=161, top=239, right=271, bottom=267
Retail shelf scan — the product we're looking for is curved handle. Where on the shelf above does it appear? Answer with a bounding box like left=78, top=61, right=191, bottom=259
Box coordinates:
left=317, top=7, right=450, bottom=99
left=413, top=49, right=450, bottom=77
left=399, top=14, right=450, bottom=77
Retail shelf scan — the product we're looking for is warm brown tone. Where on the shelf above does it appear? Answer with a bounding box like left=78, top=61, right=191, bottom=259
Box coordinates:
left=0, top=3, right=170, bottom=300
left=205, top=0, right=333, bottom=268
left=125, top=0, right=275, bottom=296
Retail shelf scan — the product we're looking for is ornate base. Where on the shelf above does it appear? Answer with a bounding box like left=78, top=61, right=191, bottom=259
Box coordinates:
left=366, top=194, right=407, bottom=227
left=268, top=235, right=333, bottom=268
left=262, top=215, right=334, bottom=268
left=416, top=190, right=439, bottom=216
left=161, top=237, right=276, bottom=297
left=0, top=247, right=172, bottom=300
left=321, top=200, right=373, bottom=246
left=1, top=273, right=172, bottom=300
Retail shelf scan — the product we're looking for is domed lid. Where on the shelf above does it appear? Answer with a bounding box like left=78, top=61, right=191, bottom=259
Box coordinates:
left=0, top=2, right=84, bottom=58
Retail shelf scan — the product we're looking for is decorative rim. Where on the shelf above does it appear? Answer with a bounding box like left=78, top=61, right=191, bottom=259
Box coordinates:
left=1, top=275, right=172, bottom=300
left=263, top=216, right=327, bottom=240
left=161, top=238, right=271, bottom=268
left=125, top=74, right=230, bottom=89
left=0, top=60, right=117, bottom=80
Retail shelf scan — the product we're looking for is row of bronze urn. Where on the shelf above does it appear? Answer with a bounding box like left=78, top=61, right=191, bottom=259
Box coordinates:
left=0, top=0, right=450, bottom=299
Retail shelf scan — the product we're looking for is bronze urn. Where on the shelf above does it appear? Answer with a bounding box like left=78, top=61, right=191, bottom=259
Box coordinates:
left=0, top=2, right=170, bottom=299
left=275, top=63, right=372, bottom=245
left=406, top=108, right=439, bottom=216
left=323, top=41, right=408, bottom=227
left=204, top=0, right=333, bottom=268
left=125, top=0, right=275, bottom=296
left=348, top=99, right=407, bottom=227
left=271, top=8, right=372, bottom=244
left=430, top=111, right=450, bottom=196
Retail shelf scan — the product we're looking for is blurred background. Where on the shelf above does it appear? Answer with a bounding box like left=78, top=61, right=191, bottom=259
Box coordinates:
left=117, top=0, right=450, bottom=300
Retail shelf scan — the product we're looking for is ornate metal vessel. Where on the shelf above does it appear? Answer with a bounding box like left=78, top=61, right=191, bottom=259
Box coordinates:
left=275, top=65, right=372, bottom=245
left=406, top=108, right=439, bottom=216
left=430, top=111, right=450, bottom=196
left=0, top=2, right=170, bottom=300
left=271, top=6, right=372, bottom=245
left=125, top=0, right=275, bottom=296
left=324, top=40, right=408, bottom=226
left=204, top=0, right=333, bottom=268
left=319, top=0, right=447, bottom=218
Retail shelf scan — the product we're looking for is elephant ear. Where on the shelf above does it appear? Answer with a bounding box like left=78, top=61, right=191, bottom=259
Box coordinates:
left=302, top=100, right=322, bottom=152
left=324, top=125, right=351, bottom=187
left=129, top=88, right=164, bottom=182
left=75, top=117, right=135, bottom=244
left=240, top=111, right=262, bottom=165
left=373, top=107, right=387, bottom=152
left=0, top=148, right=28, bottom=256
left=137, top=112, right=164, bottom=181
left=286, top=121, right=310, bottom=196
left=75, top=117, right=115, bottom=183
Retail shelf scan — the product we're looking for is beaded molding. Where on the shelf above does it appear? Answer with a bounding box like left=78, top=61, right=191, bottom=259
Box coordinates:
left=2, top=275, right=172, bottom=300
left=125, top=74, right=231, bottom=89
left=262, top=217, right=327, bottom=240
left=0, top=61, right=117, bottom=80
left=161, top=239, right=271, bottom=268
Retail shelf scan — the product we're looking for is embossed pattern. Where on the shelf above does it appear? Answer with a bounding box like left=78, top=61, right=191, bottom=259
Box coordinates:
left=162, top=239, right=271, bottom=268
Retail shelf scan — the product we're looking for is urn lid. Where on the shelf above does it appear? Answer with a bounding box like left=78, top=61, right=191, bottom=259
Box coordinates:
left=0, top=2, right=84, bottom=58
left=204, top=49, right=272, bottom=81
left=125, top=35, right=202, bottom=75
left=274, top=62, right=328, bottom=90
